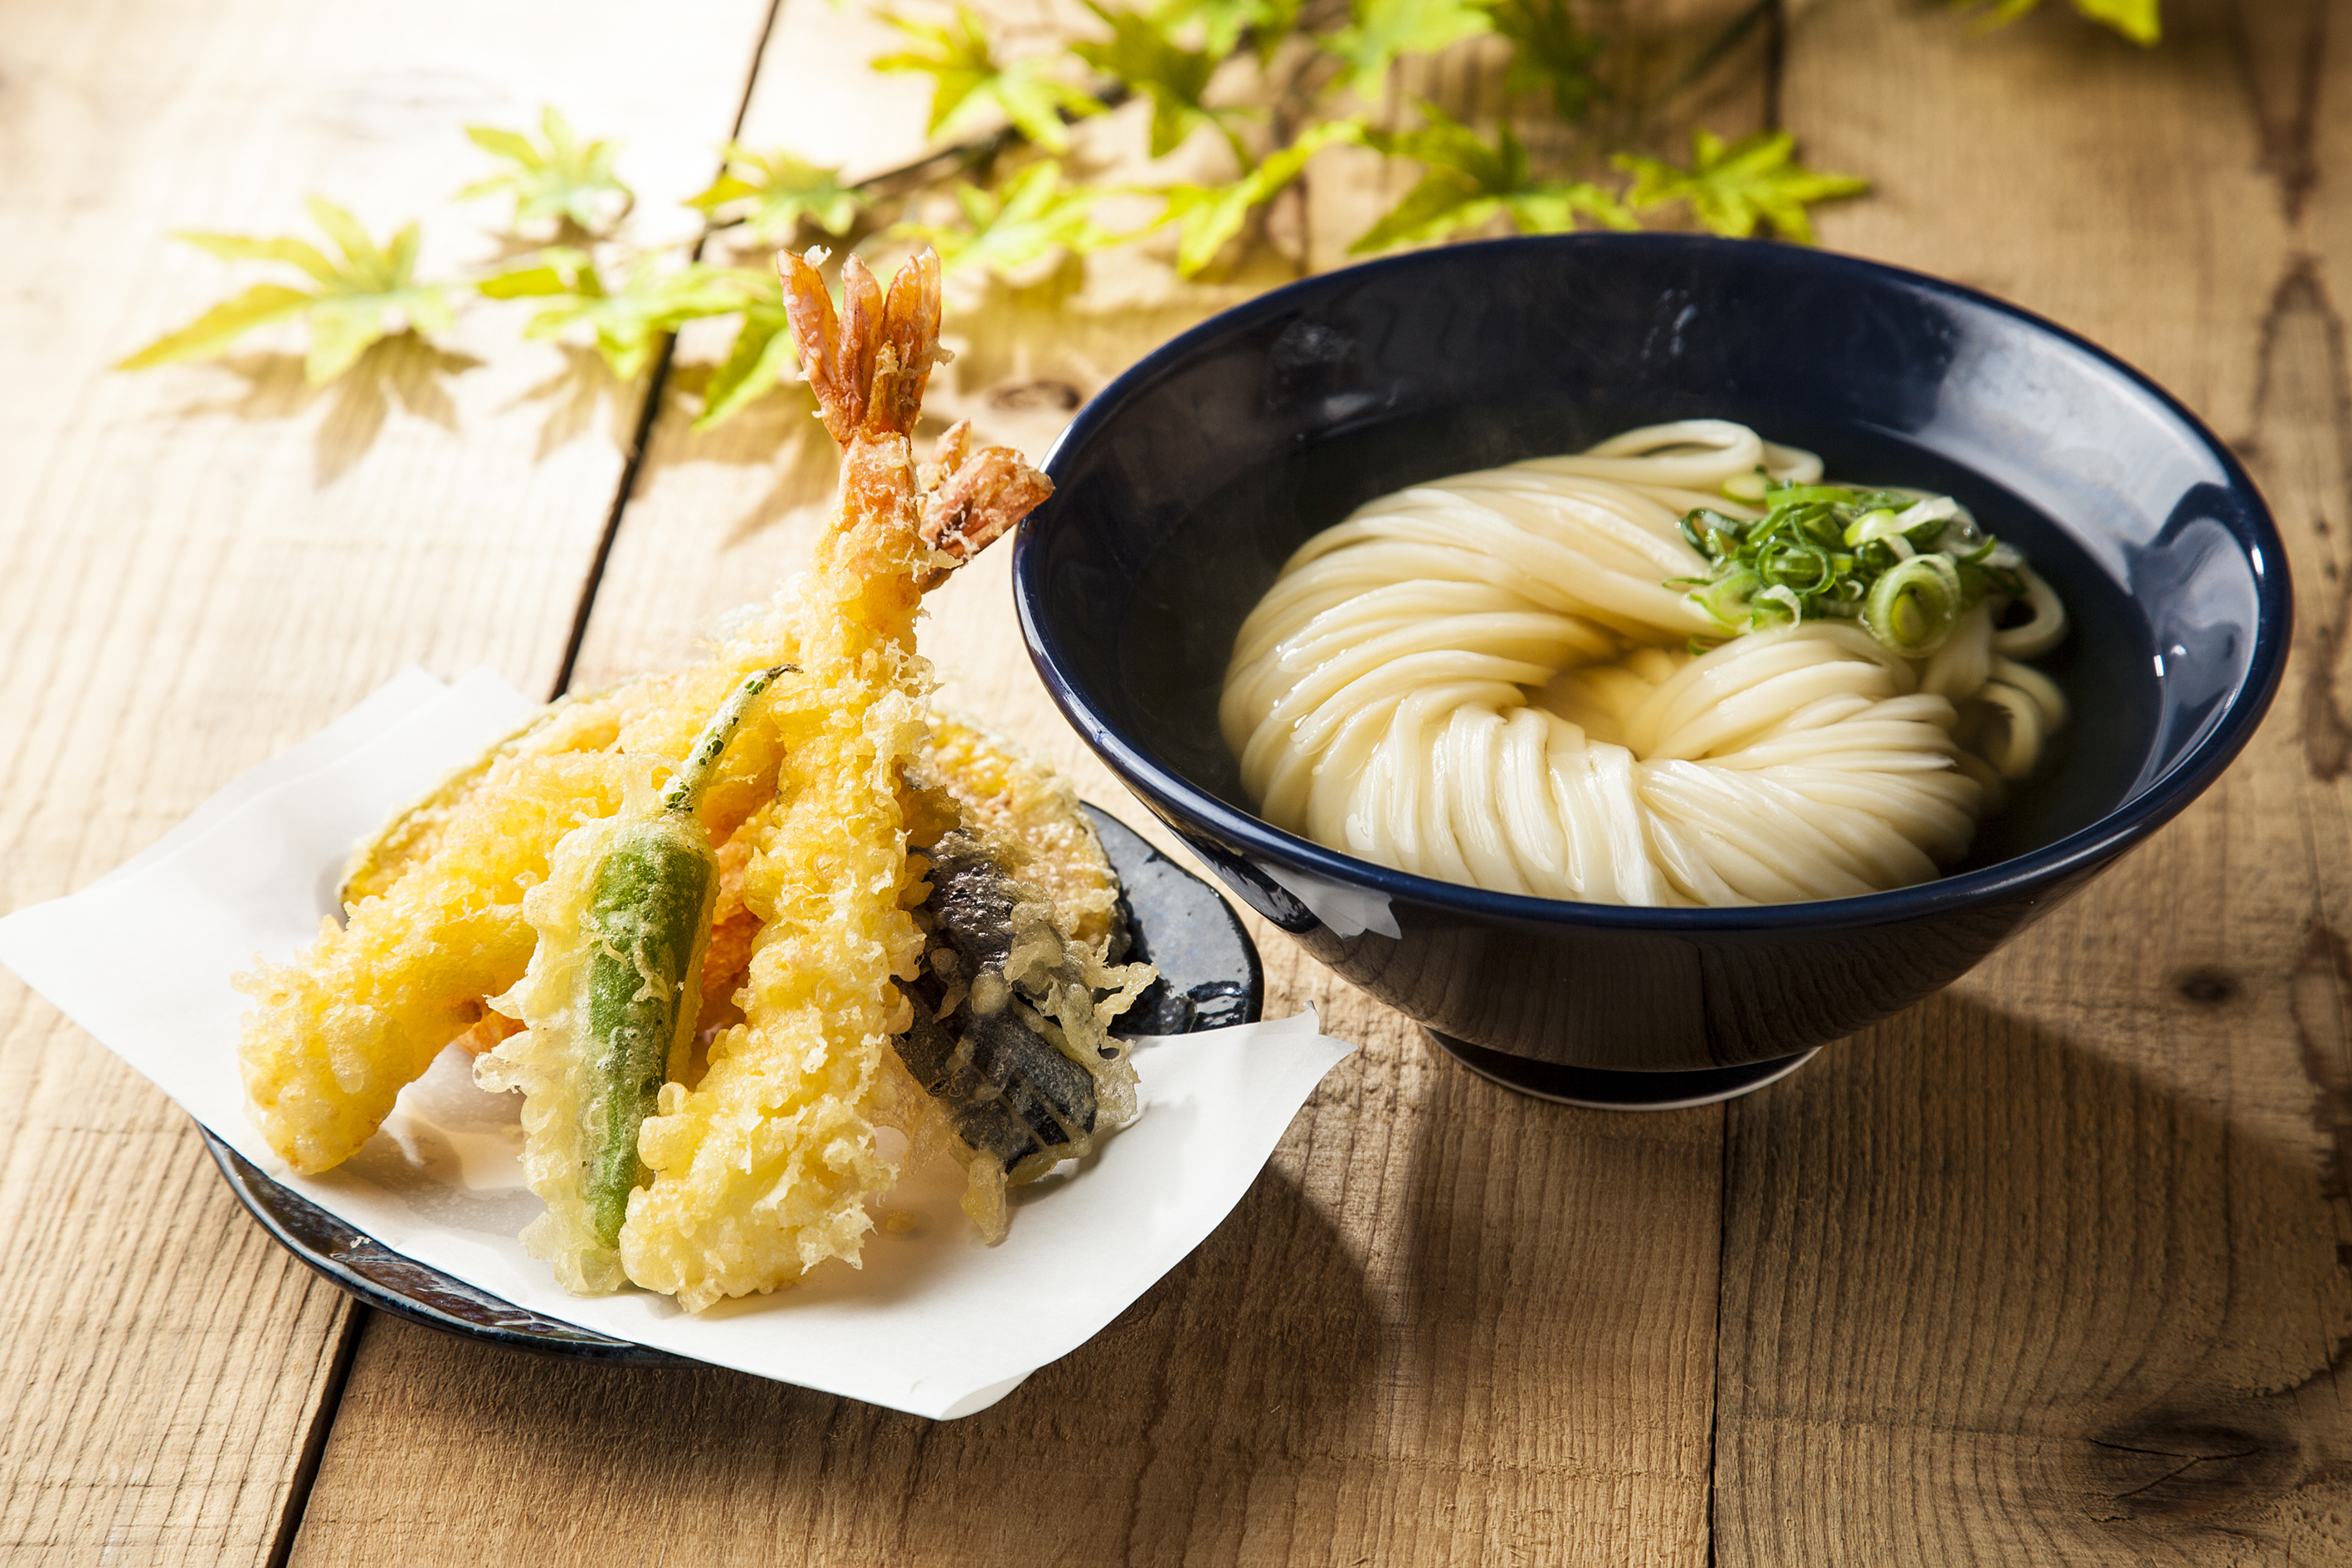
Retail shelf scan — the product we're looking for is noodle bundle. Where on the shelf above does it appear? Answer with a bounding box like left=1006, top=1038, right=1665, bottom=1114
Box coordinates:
left=1219, top=421, right=2069, bottom=908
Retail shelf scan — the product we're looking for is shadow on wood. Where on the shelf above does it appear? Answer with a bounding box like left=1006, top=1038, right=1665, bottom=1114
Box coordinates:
left=285, top=1161, right=1382, bottom=1563
left=499, top=343, right=645, bottom=465
left=631, top=368, right=843, bottom=549
left=171, top=334, right=485, bottom=487
left=1381, top=1040, right=1721, bottom=1561
left=1712, top=985, right=2352, bottom=1564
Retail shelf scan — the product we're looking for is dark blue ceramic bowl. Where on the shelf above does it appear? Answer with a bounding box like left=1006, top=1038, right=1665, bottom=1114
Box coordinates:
left=1015, top=234, right=2291, bottom=1108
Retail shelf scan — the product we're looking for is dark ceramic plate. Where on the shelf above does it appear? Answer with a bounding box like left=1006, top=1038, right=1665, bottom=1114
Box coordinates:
left=202, top=806, right=1262, bottom=1365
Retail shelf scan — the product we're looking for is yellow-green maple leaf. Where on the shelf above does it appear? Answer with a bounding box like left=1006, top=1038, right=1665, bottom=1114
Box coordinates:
left=1351, top=105, right=1631, bottom=252
left=874, top=6, right=1105, bottom=153
left=1616, top=129, right=1866, bottom=244
left=1154, top=118, right=1364, bottom=275
left=1074, top=1, right=1251, bottom=163
left=686, top=146, right=863, bottom=244
left=1156, top=0, right=1301, bottom=61
left=1973, top=0, right=2159, bottom=46
left=460, top=107, right=635, bottom=236
left=1322, top=0, right=1493, bottom=100
left=1477, top=0, right=1600, bottom=120
left=478, top=251, right=759, bottom=380
left=891, top=161, right=1128, bottom=276
left=118, top=197, right=454, bottom=383
left=695, top=272, right=797, bottom=431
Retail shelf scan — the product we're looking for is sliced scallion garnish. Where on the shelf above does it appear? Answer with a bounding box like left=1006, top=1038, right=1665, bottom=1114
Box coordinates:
left=1674, top=480, right=2027, bottom=656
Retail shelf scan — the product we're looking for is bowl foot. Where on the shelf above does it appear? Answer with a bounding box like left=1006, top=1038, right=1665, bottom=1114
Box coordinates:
left=1426, top=1031, right=1820, bottom=1110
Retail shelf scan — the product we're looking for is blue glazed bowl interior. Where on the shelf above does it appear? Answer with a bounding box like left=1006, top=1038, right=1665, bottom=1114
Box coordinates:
left=1016, top=236, right=2287, bottom=1069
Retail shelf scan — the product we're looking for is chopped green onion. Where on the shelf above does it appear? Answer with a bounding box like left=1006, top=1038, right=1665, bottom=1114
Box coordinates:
left=1894, top=494, right=1958, bottom=532
left=1843, top=509, right=1908, bottom=547
left=1757, top=540, right=1840, bottom=593
left=1673, top=482, right=2029, bottom=657
left=1721, top=468, right=1770, bottom=503
left=1864, top=554, right=1965, bottom=656
left=1760, top=484, right=1861, bottom=507
left=1688, top=564, right=1762, bottom=626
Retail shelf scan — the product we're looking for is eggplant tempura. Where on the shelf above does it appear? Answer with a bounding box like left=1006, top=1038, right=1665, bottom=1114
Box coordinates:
left=236, top=248, right=1153, bottom=1310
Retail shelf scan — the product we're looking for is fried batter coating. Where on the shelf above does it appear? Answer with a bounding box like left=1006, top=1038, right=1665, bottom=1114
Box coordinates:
left=338, top=691, right=607, bottom=911
left=474, top=774, right=679, bottom=1295
left=237, top=747, right=636, bottom=1172
left=900, top=717, right=1155, bottom=1236
left=619, top=249, right=1064, bottom=1311
left=236, top=681, right=759, bottom=1173
left=897, top=821, right=1150, bottom=1241
left=922, top=715, right=1129, bottom=961
left=236, top=246, right=1102, bottom=1310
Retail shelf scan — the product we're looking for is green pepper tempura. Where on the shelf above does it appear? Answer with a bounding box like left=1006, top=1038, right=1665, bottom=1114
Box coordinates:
left=1673, top=478, right=2030, bottom=659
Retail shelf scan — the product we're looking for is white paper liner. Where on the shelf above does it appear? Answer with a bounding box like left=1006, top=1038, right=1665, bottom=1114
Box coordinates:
left=0, top=669, right=1355, bottom=1420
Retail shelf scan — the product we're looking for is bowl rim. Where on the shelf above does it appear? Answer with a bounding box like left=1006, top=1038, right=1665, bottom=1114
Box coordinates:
left=1016, top=231, right=2294, bottom=932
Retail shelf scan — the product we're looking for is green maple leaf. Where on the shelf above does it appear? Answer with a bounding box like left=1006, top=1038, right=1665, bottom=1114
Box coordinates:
left=118, top=197, right=455, bottom=383
left=1074, top=1, right=1251, bottom=163
left=1154, top=0, right=1301, bottom=62
left=891, top=161, right=1127, bottom=277
left=479, top=251, right=757, bottom=380
left=1351, top=105, right=1632, bottom=252
left=2072, top=0, right=2160, bottom=42
left=694, top=272, right=798, bottom=431
left=1616, top=128, right=1867, bottom=243
left=685, top=145, right=862, bottom=244
left=1971, top=0, right=2159, bottom=46
left=874, top=6, right=1106, bottom=153
left=1155, top=117, right=1364, bottom=275
left=1322, top=0, right=1493, bottom=101
left=460, top=107, right=635, bottom=236
left=1478, top=0, right=1599, bottom=120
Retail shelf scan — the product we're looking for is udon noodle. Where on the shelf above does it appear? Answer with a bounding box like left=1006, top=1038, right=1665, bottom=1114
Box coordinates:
left=1218, top=421, right=2069, bottom=907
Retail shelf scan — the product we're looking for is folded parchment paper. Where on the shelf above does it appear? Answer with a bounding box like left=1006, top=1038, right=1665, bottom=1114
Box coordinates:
left=0, top=669, right=1355, bottom=1419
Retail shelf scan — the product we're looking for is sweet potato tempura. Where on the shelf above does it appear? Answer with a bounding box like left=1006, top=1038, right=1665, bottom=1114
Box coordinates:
left=235, top=700, right=645, bottom=1171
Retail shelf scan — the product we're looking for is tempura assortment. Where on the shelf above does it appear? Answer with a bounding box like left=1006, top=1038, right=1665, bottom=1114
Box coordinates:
left=235, top=248, right=1153, bottom=1311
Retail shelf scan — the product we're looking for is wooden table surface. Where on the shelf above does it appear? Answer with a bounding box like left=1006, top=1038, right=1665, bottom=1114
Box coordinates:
left=6, top=0, right=2350, bottom=1561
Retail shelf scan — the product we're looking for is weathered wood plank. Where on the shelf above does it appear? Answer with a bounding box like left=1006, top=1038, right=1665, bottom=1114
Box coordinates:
left=288, top=1057, right=1722, bottom=1567
left=0, top=0, right=777, bottom=1561
left=1717, top=2, right=2352, bottom=1561
left=285, top=5, right=1770, bottom=1564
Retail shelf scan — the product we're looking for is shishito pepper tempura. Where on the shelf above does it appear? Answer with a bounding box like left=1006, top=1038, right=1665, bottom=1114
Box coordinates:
left=235, top=248, right=1153, bottom=1311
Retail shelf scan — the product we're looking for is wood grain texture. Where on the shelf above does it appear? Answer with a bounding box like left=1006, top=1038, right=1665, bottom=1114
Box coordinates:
left=284, top=5, right=1779, bottom=1564
left=0, top=0, right=775, bottom=1560
left=25, top=0, right=2343, bottom=1562
left=289, top=1054, right=1721, bottom=1566
left=1297, top=0, right=1776, bottom=272
left=1711, top=2, right=2352, bottom=1562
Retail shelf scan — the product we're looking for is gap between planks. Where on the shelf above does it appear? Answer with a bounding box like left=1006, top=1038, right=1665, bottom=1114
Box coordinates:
left=551, top=0, right=792, bottom=702
left=1697, top=22, right=1785, bottom=1568
left=263, top=5, right=790, bottom=1559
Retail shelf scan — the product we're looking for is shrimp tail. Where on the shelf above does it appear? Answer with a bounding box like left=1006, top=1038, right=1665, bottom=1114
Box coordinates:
left=784, top=247, right=1054, bottom=592
left=915, top=419, right=1054, bottom=590
left=782, top=247, right=947, bottom=446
